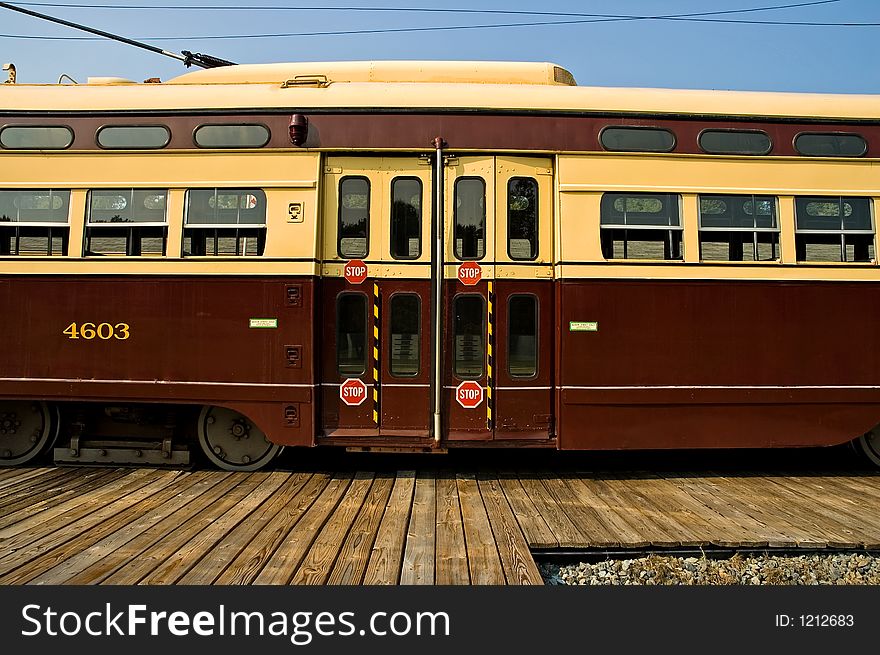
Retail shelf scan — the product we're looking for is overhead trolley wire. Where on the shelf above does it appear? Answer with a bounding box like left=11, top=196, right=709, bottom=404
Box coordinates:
left=3, top=0, right=875, bottom=41
left=3, top=0, right=845, bottom=17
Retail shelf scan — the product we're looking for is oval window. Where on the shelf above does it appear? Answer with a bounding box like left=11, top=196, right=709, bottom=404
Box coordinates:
left=805, top=201, right=853, bottom=217
left=0, top=126, right=73, bottom=150
left=699, top=130, right=771, bottom=155
left=794, top=133, right=867, bottom=157
left=194, top=124, right=270, bottom=148
left=612, top=196, right=663, bottom=213
left=97, top=125, right=170, bottom=149
left=600, top=127, right=675, bottom=153
left=13, top=192, right=66, bottom=211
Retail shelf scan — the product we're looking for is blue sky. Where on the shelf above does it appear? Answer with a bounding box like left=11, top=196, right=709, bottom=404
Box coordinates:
left=1, top=0, right=878, bottom=93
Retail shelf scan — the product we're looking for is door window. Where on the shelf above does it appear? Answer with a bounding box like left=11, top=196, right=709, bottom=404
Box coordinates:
left=454, top=177, right=486, bottom=260
left=390, top=177, right=422, bottom=259
left=337, top=293, right=367, bottom=376
left=508, top=295, right=538, bottom=378
left=338, top=177, right=369, bottom=258
left=454, top=295, right=485, bottom=378
left=389, top=294, right=421, bottom=377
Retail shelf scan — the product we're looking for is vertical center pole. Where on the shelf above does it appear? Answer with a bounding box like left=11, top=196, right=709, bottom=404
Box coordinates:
left=431, top=136, right=445, bottom=444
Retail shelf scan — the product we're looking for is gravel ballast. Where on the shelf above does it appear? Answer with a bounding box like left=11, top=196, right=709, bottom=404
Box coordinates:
left=541, top=552, right=880, bottom=585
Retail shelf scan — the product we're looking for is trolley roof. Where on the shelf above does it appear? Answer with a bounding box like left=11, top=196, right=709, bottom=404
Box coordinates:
left=2, top=60, right=880, bottom=121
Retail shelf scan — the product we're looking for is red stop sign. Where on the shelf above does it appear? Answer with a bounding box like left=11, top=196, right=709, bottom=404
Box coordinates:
left=344, top=259, right=368, bottom=285
left=340, top=378, right=368, bottom=406
left=455, top=380, right=484, bottom=409
left=457, top=261, right=482, bottom=286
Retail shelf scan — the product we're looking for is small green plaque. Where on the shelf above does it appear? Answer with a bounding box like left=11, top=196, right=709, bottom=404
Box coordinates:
left=569, top=321, right=598, bottom=332
left=249, top=318, right=278, bottom=329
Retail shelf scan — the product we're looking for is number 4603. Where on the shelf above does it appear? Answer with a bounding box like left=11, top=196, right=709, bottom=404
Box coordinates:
left=63, top=322, right=131, bottom=340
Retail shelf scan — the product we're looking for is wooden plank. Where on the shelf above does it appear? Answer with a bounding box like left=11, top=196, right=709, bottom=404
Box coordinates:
left=593, top=473, right=680, bottom=546
left=659, top=474, right=770, bottom=548
left=399, top=474, right=436, bottom=585
left=0, top=467, right=69, bottom=495
left=216, top=473, right=331, bottom=585
left=253, top=475, right=353, bottom=584
left=478, top=476, right=542, bottom=585
left=0, top=469, right=177, bottom=567
left=564, top=476, right=650, bottom=547
left=137, top=472, right=293, bottom=584
left=327, top=474, right=395, bottom=585
left=101, top=472, right=275, bottom=584
left=813, top=474, right=880, bottom=505
left=617, top=475, right=719, bottom=546
left=0, top=468, right=73, bottom=502
left=363, top=471, right=415, bottom=585
left=0, top=468, right=127, bottom=529
left=0, top=468, right=161, bottom=541
left=28, top=471, right=237, bottom=584
left=685, top=474, right=793, bottom=546
left=456, top=473, right=505, bottom=585
left=434, top=473, right=469, bottom=585
left=516, top=475, right=589, bottom=547
left=539, top=475, right=620, bottom=547
left=0, top=467, right=44, bottom=488
left=761, top=475, right=880, bottom=547
left=290, top=472, right=374, bottom=585
left=497, top=475, right=557, bottom=549
left=706, top=473, right=825, bottom=547
left=177, top=473, right=313, bottom=585
left=0, top=470, right=191, bottom=583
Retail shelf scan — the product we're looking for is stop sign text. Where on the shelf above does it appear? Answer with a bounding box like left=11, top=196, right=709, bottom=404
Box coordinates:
left=340, top=378, right=368, bottom=406
left=455, top=380, right=484, bottom=409
left=344, top=260, right=368, bottom=285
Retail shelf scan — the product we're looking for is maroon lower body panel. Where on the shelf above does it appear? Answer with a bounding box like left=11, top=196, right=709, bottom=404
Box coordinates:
left=0, top=275, right=317, bottom=447
left=557, top=278, right=880, bottom=450
left=3, top=274, right=878, bottom=453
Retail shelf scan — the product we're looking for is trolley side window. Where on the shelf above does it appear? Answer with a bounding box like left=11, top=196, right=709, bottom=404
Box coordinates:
left=508, top=295, right=538, bottom=378
left=795, top=197, right=874, bottom=263
left=508, top=177, right=539, bottom=260
left=389, top=294, right=421, bottom=377
left=183, top=189, right=266, bottom=257
left=600, top=193, right=683, bottom=260
left=338, top=177, right=370, bottom=259
left=0, top=126, right=73, bottom=150
left=454, top=177, right=486, bottom=260
left=390, top=177, right=422, bottom=260
left=698, top=130, right=772, bottom=156
left=337, top=293, right=368, bottom=376
left=699, top=195, right=779, bottom=261
left=0, top=189, right=70, bottom=256
left=794, top=133, right=867, bottom=158
left=97, top=125, right=170, bottom=150
left=599, top=126, right=675, bottom=153
left=194, top=124, right=270, bottom=149
left=84, top=189, right=168, bottom=257
left=454, top=294, right=485, bottom=378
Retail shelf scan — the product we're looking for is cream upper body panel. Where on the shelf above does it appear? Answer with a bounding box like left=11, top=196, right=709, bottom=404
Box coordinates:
left=2, top=60, right=880, bottom=120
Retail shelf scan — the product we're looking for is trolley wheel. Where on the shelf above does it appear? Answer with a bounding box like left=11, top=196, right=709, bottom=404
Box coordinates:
left=855, top=429, right=880, bottom=468
left=197, top=406, right=282, bottom=472
left=0, top=401, right=59, bottom=467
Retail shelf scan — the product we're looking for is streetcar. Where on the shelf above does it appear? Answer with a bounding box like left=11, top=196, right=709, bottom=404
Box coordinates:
left=2, top=59, right=880, bottom=470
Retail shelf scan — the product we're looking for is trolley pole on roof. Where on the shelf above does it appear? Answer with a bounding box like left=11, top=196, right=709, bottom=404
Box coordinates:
left=0, top=2, right=235, bottom=69
left=431, top=136, right=446, bottom=444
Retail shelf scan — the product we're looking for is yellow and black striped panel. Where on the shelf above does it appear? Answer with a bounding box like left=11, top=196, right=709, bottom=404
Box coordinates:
left=372, top=281, right=380, bottom=425
left=487, top=280, right=494, bottom=430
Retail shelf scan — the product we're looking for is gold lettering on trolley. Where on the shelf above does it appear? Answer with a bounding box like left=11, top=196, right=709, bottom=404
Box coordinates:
left=63, top=322, right=131, bottom=340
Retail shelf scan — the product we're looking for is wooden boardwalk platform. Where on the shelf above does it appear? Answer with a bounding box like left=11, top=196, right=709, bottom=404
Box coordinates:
left=0, top=466, right=879, bottom=585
